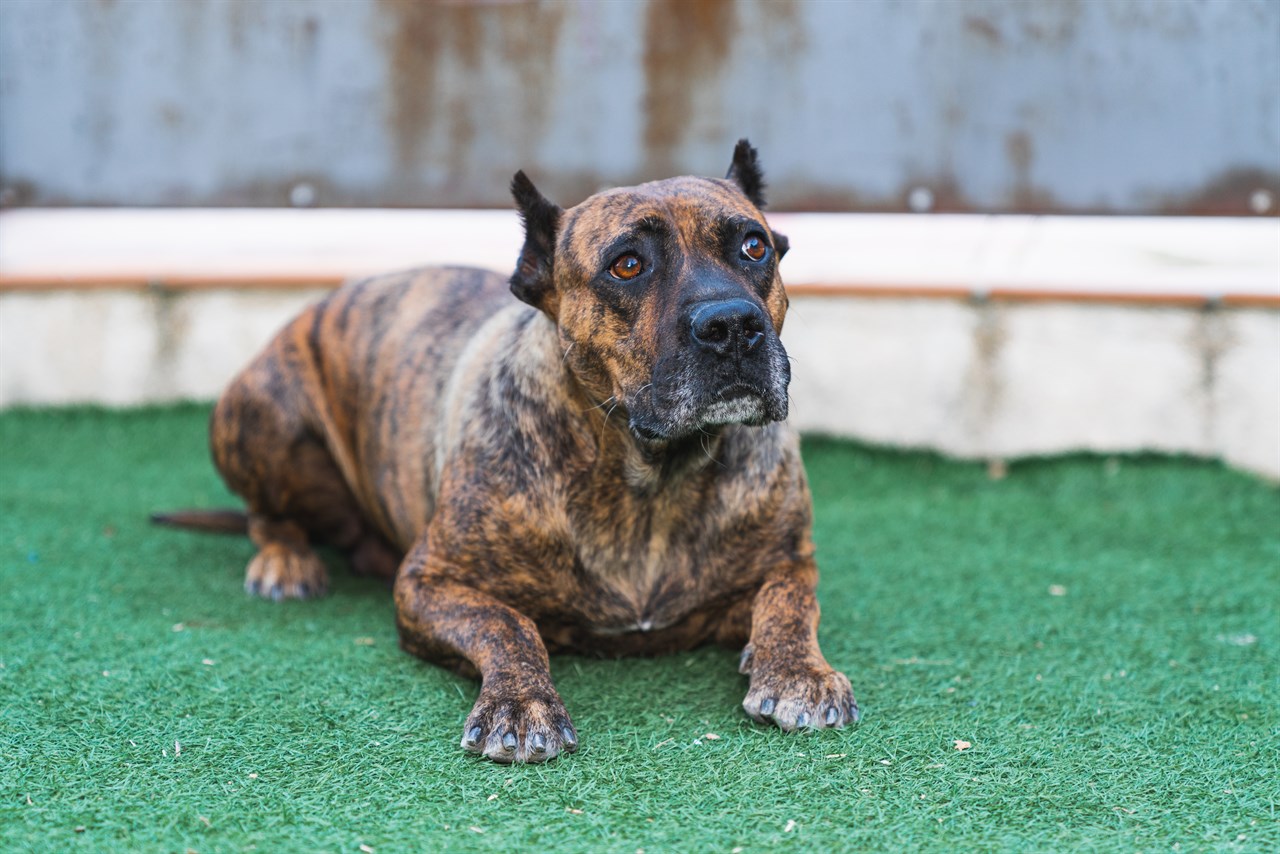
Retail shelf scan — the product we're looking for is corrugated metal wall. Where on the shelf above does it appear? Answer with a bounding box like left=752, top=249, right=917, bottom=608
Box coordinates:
left=1, top=0, right=1277, bottom=213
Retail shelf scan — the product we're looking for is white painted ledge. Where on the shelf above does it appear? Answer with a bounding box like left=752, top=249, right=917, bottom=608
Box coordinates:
left=1, top=209, right=1277, bottom=303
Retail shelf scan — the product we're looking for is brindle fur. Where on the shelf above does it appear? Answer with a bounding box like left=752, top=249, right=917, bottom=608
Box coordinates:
left=192, top=141, right=857, bottom=763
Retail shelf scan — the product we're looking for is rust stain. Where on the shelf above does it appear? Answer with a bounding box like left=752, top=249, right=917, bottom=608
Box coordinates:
left=964, top=15, right=1002, bottom=46
left=379, top=0, right=444, bottom=172
left=492, top=4, right=566, bottom=167
left=378, top=0, right=564, bottom=195
left=642, top=0, right=737, bottom=178
left=1158, top=168, right=1280, bottom=217
left=1004, top=129, right=1047, bottom=210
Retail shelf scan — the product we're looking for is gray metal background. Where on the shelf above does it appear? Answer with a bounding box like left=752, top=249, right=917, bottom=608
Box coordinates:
left=1, top=0, right=1277, bottom=214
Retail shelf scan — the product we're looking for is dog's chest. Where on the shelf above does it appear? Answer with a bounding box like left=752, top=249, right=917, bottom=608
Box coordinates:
left=563, top=481, right=746, bottom=632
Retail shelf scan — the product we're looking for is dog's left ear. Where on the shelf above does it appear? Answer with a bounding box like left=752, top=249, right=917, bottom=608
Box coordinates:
left=771, top=229, right=789, bottom=259
left=726, top=139, right=788, bottom=258
left=725, top=138, right=767, bottom=209
left=509, top=170, right=563, bottom=313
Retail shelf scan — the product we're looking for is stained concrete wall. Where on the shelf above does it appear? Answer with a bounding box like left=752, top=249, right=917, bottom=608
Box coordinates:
left=2, top=0, right=1278, bottom=214
left=3, top=289, right=1276, bottom=479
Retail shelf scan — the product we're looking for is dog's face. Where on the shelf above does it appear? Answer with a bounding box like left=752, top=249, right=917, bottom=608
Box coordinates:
left=509, top=141, right=792, bottom=446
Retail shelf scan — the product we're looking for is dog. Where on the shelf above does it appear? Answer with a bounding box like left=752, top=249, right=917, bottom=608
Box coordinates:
left=156, top=141, right=858, bottom=763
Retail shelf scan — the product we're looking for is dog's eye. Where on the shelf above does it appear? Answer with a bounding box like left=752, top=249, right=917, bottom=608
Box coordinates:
left=741, top=234, right=768, bottom=262
left=609, top=254, right=643, bottom=280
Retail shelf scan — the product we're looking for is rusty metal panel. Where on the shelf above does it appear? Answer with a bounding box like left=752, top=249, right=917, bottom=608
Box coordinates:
left=1, top=0, right=1277, bottom=214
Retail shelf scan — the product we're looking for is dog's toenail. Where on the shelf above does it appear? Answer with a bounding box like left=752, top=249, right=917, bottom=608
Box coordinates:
left=466, top=726, right=483, bottom=747
left=561, top=725, right=578, bottom=749
left=826, top=706, right=839, bottom=725
left=760, top=698, right=776, bottom=716
left=269, top=584, right=283, bottom=601
left=501, top=731, right=517, bottom=752
left=530, top=732, right=547, bottom=753
left=797, top=711, right=810, bottom=727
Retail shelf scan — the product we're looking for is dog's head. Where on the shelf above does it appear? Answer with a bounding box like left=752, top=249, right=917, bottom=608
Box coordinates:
left=509, top=140, right=792, bottom=447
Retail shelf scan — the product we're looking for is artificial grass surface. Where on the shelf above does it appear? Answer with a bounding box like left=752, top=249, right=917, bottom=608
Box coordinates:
left=1, top=404, right=1276, bottom=852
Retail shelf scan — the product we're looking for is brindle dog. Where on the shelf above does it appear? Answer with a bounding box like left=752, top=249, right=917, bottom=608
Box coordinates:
left=156, top=141, right=858, bottom=763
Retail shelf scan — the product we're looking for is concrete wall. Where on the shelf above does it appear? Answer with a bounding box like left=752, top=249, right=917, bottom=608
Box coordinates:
left=2, top=0, right=1278, bottom=214
left=3, top=288, right=1276, bottom=479
left=784, top=298, right=1280, bottom=476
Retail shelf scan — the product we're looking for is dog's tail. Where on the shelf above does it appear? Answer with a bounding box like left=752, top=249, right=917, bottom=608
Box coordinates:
left=150, top=509, right=249, bottom=536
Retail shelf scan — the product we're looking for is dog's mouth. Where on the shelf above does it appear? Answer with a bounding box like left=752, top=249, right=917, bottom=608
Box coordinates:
left=627, top=382, right=785, bottom=446
left=698, top=384, right=770, bottom=427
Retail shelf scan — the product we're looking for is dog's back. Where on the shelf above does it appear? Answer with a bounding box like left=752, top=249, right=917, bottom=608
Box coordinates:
left=207, top=265, right=525, bottom=586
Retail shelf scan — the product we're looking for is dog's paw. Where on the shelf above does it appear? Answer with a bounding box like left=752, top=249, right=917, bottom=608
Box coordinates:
left=244, top=543, right=329, bottom=601
left=462, top=683, right=577, bottom=764
left=741, top=649, right=859, bottom=731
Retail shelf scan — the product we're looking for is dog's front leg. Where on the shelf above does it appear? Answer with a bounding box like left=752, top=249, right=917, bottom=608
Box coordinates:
left=394, top=550, right=577, bottom=764
left=739, top=561, right=860, bottom=731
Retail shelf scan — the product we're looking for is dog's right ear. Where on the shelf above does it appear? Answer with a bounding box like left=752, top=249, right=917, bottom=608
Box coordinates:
left=509, top=171, right=563, bottom=313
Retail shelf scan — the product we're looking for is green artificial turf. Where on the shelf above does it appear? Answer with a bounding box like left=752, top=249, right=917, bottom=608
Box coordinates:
left=1, top=404, right=1276, bottom=852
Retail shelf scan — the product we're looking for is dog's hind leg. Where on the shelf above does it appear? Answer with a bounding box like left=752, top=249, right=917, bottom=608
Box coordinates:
left=210, top=352, right=378, bottom=600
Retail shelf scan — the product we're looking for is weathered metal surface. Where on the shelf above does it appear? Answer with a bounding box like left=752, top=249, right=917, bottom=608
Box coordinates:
left=1, top=0, right=1277, bottom=214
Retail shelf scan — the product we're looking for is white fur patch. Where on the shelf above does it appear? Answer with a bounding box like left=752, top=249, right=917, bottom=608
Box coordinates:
left=700, top=395, right=766, bottom=426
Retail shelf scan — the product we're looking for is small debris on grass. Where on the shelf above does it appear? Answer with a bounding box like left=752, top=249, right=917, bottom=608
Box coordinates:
left=197, top=815, right=211, bottom=827
left=784, top=819, right=797, bottom=832
left=174, top=741, right=181, bottom=757
left=359, top=845, right=374, bottom=853
left=954, top=739, right=972, bottom=751
left=987, top=459, right=1008, bottom=480
left=25, top=795, right=32, bottom=805
left=201, top=659, right=215, bottom=666
left=487, top=794, right=498, bottom=801
left=732, top=848, right=744, bottom=853
left=1048, top=585, right=1067, bottom=597
left=654, top=738, right=673, bottom=749
left=1113, top=807, right=1136, bottom=815
left=566, top=808, right=583, bottom=815
left=1219, top=633, right=1258, bottom=646
left=825, top=753, right=847, bottom=759
left=354, top=637, right=375, bottom=646
left=248, top=772, right=258, bottom=779
left=703, top=732, right=720, bottom=740
left=172, top=623, right=186, bottom=632
left=102, top=670, right=110, bottom=677
left=74, top=826, right=85, bottom=833
left=468, top=826, right=484, bottom=834
left=878, top=759, right=891, bottom=765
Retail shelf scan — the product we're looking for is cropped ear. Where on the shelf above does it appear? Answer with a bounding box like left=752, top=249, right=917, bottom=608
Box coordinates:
left=725, top=138, right=767, bottom=208
left=509, top=170, right=563, bottom=313
left=771, top=229, right=789, bottom=259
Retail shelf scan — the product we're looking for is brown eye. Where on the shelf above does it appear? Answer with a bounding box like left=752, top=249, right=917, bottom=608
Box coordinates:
left=741, top=234, right=768, bottom=262
left=609, top=253, right=643, bottom=280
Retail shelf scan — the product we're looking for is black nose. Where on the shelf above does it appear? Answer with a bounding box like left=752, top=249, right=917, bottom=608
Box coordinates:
left=689, top=299, right=767, bottom=358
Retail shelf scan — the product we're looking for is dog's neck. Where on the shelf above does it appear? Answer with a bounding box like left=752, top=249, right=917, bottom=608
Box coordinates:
left=521, top=308, right=726, bottom=490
